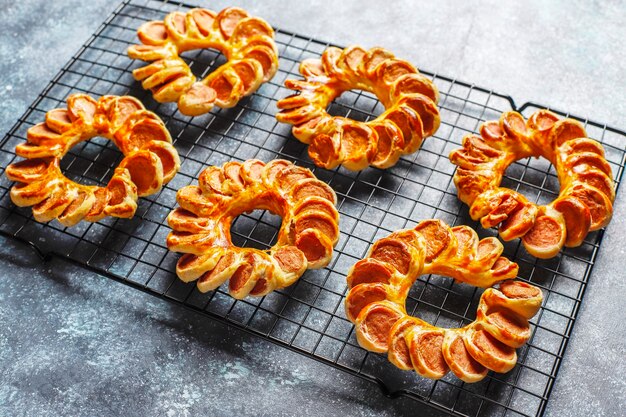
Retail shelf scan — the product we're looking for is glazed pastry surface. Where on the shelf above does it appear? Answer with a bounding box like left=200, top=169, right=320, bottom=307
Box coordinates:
left=449, top=110, right=614, bottom=258
left=345, top=219, right=543, bottom=382
left=277, top=46, right=440, bottom=171
left=6, top=94, right=180, bottom=225
left=167, top=159, right=339, bottom=298
left=128, top=7, right=278, bottom=116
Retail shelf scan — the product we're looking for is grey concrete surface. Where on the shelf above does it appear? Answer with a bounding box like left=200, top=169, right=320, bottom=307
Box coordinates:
left=0, top=0, right=624, bottom=416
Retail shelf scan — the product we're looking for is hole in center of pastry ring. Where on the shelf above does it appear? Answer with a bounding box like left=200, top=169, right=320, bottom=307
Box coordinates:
left=178, top=46, right=228, bottom=78
left=344, top=219, right=544, bottom=383
left=276, top=46, right=441, bottom=171
left=166, top=159, right=340, bottom=299
left=449, top=109, right=614, bottom=259
left=127, top=7, right=279, bottom=116
left=5, top=94, right=180, bottom=227
left=230, top=208, right=283, bottom=251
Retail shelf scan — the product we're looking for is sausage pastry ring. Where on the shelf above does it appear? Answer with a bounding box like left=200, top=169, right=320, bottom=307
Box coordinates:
left=449, top=110, right=614, bottom=258
left=345, top=219, right=543, bottom=382
left=128, top=7, right=279, bottom=116
left=167, top=159, right=340, bottom=298
left=277, top=46, right=440, bottom=171
left=5, top=94, right=180, bottom=226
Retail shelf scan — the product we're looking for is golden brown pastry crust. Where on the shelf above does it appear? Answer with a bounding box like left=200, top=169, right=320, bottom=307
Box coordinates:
left=5, top=94, right=180, bottom=226
left=167, top=159, right=339, bottom=298
left=449, top=110, right=615, bottom=258
left=345, top=219, right=543, bottom=382
left=128, top=7, right=279, bottom=116
left=276, top=46, right=440, bottom=171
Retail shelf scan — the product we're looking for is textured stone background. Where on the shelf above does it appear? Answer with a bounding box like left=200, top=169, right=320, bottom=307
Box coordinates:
left=0, top=1, right=624, bottom=416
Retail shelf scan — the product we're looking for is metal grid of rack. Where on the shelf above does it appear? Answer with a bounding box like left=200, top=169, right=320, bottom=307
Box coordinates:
left=1, top=1, right=625, bottom=416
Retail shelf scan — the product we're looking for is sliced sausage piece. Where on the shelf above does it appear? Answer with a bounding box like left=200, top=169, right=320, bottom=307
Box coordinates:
left=32, top=188, right=73, bottom=223
left=198, top=166, right=226, bottom=196
left=383, top=105, right=423, bottom=154
left=521, top=208, right=566, bottom=259
left=321, top=47, right=344, bottom=79
left=559, top=137, right=605, bottom=157
left=483, top=310, right=531, bottom=348
left=370, top=237, right=413, bottom=276
left=480, top=120, right=505, bottom=147
left=370, top=120, right=403, bottom=169
left=338, top=122, right=377, bottom=171
left=176, top=252, right=221, bottom=282
left=275, top=164, right=314, bottom=193
left=346, top=258, right=394, bottom=289
left=414, top=219, right=453, bottom=262
left=272, top=245, right=307, bottom=275
left=137, top=21, right=169, bottom=45
left=526, top=109, right=559, bottom=139
left=501, top=111, right=528, bottom=140
left=45, top=109, right=73, bottom=133
left=574, top=169, right=615, bottom=201
left=485, top=281, right=543, bottom=320
left=295, top=228, right=333, bottom=269
left=119, top=150, right=163, bottom=196
left=178, top=82, right=217, bottom=116
left=475, top=237, right=504, bottom=269
left=57, top=189, right=95, bottom=227
left=26, top=123, right=64, bottom=146
left=337, top=46, right=367, bottom=74
left=167, top=208, right=212, bottom=234
left=294, top=211, right=339, bottom=245
left=463, top=325, right=517, bottom=373
left=387, top=317, right=418, bottom=370
left=552, top=196, right=592, bottom=247
left=308, top=133, right=342, bottom=169
left=451, top=225, right=478, bottom=258
left=442, top=331, right=487, bottom=383
left=300, top=58, right=325, bottom=78
left=566, top=152, right=612, bottom=178
left=355, top=301, right=404, bottom=353
left=550, top=119, right=587, bottom=147
left=4, top=159, right=53, bottom=183
left=398, top=94, right=440, bottom=137
left=345, top=282, right=389, bottom=322
left=360, top=47, right=395, bottom=78
left=229, top=252, right=264, bottom=299
left=374, top=59, right=418, bottom=87
left=190, top=8, right=216, bottom=36
left=67, top=94, right=97, bottom=124
left=499, top=203, right=539, bottom=241
left=291, top=178, right=337, bottom=205
left=391, top=73, right=439, bottom=103
left=229, top=17, right=274, bottom=45
left=197, top=251, right=241, bottom=292
left=406, top=327, right=449, bottom=379
left=216, top=7, right=249, bottom=39
left=567, top=183, right=613, bottom=230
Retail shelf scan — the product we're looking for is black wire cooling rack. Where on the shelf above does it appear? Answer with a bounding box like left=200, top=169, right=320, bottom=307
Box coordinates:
left=1, top=1, right=625, bottom=416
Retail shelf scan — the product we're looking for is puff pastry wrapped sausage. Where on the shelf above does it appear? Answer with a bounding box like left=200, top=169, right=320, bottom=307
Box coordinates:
left=277, top=46, right=440, bottom=171
left=167, top=159, right=340, bottom=298
left=5, top=94, right=180, bottom=225
left=449, top=110, right=614, bottom=258
left=128, top=7, right=278, bottom=116
left=345, top=219, right=543, bottom=382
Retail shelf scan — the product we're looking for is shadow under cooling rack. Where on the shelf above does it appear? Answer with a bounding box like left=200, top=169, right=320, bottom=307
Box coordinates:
left=1, top=1, right=625, bottom=417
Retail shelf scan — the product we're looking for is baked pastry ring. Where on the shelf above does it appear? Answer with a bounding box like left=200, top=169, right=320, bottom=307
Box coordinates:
left=276, top=46, right=440, bottom=171
left=167, top=159, right=339, bottom=298
left=449, top=109, right=615, bottom=258
left=345, top=220, right=542, bottom=382
left=128, top=7, right=278, bottom=116
left=5, top=94, right=180, bottom=226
